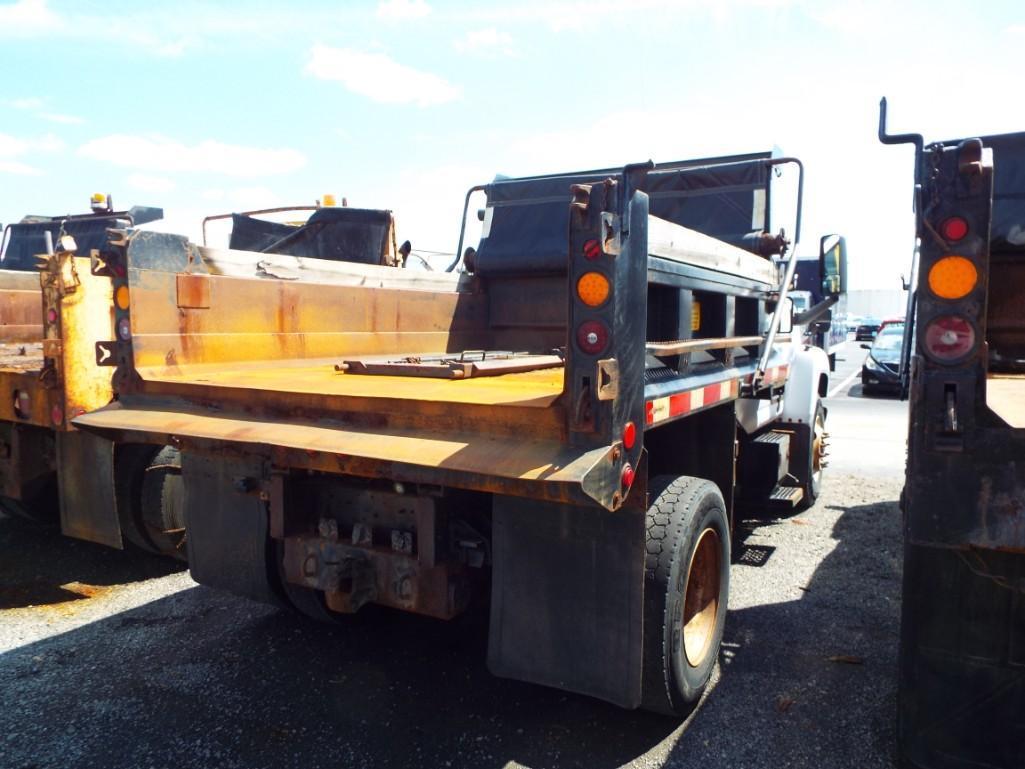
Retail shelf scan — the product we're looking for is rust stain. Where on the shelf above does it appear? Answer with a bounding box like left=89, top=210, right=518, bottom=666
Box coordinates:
left=176, top=273, right=211, bottom=309
left=51, top=255, right=116, bottom=425
left=61, top=581, right=111, bottom=599
left=0, top=580, right=113, bottom=613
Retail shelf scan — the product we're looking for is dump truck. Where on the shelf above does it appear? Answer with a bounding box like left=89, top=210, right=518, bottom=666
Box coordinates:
left=0, top=198, right=408, bottom=558
left=74, top=154, right=846, bottom=714
left=0, top=199, right=192, bottom=558
left=794, top=251, right=848, bottom=369
left=880, top=99, right=1025, bottom=768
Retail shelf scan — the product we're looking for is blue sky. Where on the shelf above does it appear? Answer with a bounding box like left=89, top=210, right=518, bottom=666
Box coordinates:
left=1, top=0, right=1022, bottom=286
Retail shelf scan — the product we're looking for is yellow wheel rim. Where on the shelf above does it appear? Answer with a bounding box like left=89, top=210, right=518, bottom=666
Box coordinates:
left=682, top=527, right=722, bottom=668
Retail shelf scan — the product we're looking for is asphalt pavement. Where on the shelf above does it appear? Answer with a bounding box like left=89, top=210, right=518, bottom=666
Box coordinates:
left=0, top=339, right=907, bottom=769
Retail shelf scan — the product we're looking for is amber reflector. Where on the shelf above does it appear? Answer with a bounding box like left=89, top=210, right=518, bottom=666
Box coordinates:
left=928, top=256, right=977, bottom=300
left=576, top=272, right=610, bottom=307
left=115, top=284, right=131, bottom=310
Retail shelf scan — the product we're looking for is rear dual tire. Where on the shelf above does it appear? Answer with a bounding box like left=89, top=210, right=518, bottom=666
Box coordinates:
left=642, top=475, right=731, bottom=716
left=116, top=445, right=186, bottom=560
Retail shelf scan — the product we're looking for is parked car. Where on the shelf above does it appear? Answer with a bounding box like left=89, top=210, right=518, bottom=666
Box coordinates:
left=861, top=323, right=904, bottom=394
left=855, top=319, right=881, bottom=341
left=878, top=316, right=905, bottom=333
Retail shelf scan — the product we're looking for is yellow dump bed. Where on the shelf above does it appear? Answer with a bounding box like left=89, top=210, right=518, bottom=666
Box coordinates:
left=73, top=239, right=608, bottom=503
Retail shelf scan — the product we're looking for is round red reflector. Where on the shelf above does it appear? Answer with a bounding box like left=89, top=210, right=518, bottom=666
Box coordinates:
left=924, top=315, right=976, bottom=362
left=940, top=216, right=968, bottom=242
left=46, top=308, right=58, bottom=324
left=623, top=421, right=636, bottom=450
left=51, top=404, right=64, bottom=426
left=576, top=320, right=609, bottom=355
left=621, top=463, right=635, bottom=488
left=582, top=239, right=601, bottom=260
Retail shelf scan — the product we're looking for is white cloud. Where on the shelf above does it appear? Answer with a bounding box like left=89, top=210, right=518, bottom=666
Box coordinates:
left=0, top=130, right=62, bottom=176
left=40, top=112, right=84, bottom=125
left=126, top=173, right=176, bottom=193
left=0, top=131, right=63, bottom=157
left=305, top=44, right=460, bottom=107
left=0, top=2, right=205, bottom=56
left=376, top=0, right=431, bottom=20
left=78, top=135, right=307, bottom=177
left=0, top=159, right=42, bottom=175
left=454, top=28, right=518, bottom=57
left=0, top=0, right=61, bottom=35
left=9, top=97, right=43, bottom=110
left=465, top=0, right=796, bottom=32
left=7, top=97, right=84, bottom=124
left=151, top=36, right=194, bottom=57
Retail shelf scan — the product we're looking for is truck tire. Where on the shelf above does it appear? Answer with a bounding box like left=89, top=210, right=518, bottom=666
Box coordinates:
left=274, top=541, right=348, bottom=625
left=139, top=446, right=186, bottom=561
left=794, top=401, right=826, bottom=508
left=641, top=475, right=731, bottom=716
left=116, top=445, right=186, bottom=560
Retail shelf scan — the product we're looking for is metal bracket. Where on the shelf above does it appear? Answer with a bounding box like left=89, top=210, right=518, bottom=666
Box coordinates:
left=57, top=254, right=81, bottom=296
left=42, top=339, right=62, bottom=358
left=596, top=358, right=619, bottom=401
left=600, top=212, right=621, bottom=256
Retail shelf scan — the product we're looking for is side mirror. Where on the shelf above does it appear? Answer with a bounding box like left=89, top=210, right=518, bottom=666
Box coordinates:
left=819, top=234, right=847, bottom=299
left=860, top=343, right=871, bottom=349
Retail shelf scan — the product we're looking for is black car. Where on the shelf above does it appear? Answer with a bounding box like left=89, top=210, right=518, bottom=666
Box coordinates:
left=861, top=324, right=904, bottom=394
left=855, top=320, right=881, bottom=341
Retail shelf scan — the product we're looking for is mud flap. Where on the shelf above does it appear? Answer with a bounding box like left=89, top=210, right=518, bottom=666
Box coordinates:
left=182, top=450, right=283, bottom=606
left=488, top=495, right=645, bottom=708
left=899, top=544, right=1025, bottom=769
left=57, top=430, right=121, bottom=548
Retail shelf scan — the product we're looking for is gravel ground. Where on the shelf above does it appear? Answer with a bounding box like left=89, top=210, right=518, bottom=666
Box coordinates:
left=1, top=357, right=906, bottom=769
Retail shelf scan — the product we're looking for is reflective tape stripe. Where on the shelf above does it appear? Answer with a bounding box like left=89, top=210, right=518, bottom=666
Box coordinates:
left=644, top=378, right=740, bottom=427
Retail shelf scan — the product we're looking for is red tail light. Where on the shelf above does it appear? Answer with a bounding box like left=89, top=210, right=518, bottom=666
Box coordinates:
left=582, top=239, right=601, bottom=260
left=622, top=421, right=636, bottom=450
left=621, top=463, right=635, bottom=488
left=940, top=216, right=968, bottom=242
left=576, top=320, right=609, bottom=355
left=924, top=315, right=976, bottom=362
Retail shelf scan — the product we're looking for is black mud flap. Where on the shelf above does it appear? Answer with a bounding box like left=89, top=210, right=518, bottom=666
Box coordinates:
left=488, top=496, right=645, bottom=708
left=57, top=430, right=121, bottom=548
left=899, top=543, right=1025, bottom=769
left=182, top=450, right=283, bottom=606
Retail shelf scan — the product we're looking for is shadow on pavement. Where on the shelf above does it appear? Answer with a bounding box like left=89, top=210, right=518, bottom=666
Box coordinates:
left=662, top=495, right=903, bottom=769
left=0, top=512, right=186, bottom=610
left=0, top=493, right=902, bottom=769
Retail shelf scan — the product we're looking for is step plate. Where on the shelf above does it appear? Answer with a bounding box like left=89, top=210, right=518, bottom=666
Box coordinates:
left=769, top=485, right=804, bottom=507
